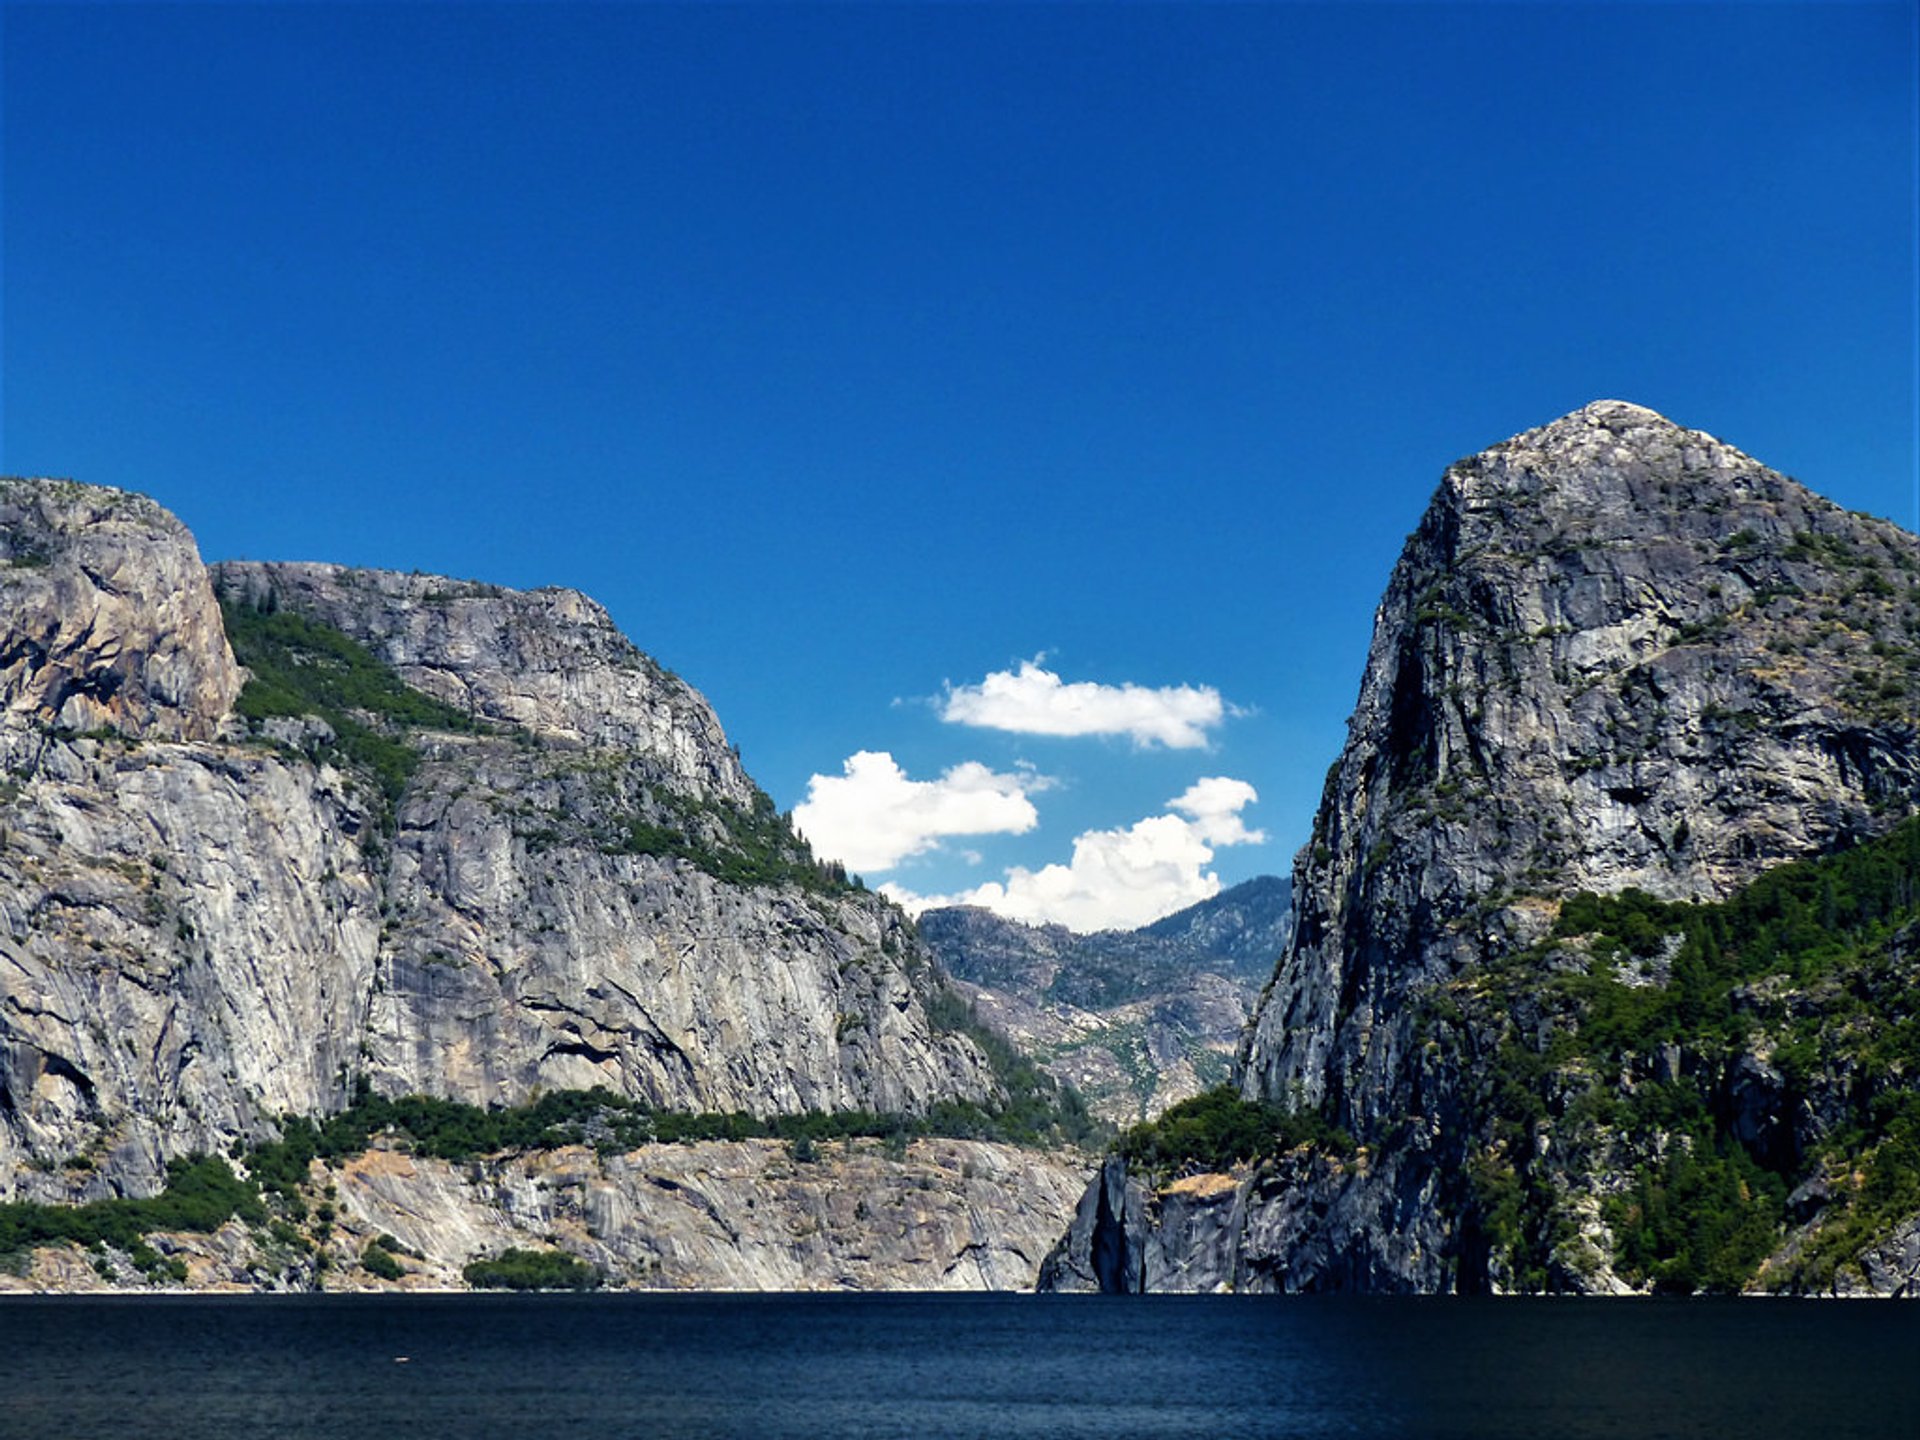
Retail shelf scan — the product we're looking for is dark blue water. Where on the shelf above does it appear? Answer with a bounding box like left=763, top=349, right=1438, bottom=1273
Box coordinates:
left=3, top=1293, right=1917, bottom=1440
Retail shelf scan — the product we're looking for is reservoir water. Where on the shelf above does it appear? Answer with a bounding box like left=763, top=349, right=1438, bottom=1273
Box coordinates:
left=4, top=1292, right=1917, bottom=1440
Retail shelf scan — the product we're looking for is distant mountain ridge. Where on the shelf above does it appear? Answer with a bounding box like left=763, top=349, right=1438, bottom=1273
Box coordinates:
left=918, top=879, right=1293, bottom=1124
left=1138, top=875, right=1295, bottom=977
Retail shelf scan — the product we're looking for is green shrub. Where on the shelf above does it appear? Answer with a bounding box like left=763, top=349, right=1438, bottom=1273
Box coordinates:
left=1605, top=1141, right=1786, bottom=1294
left=462, top=1247, right=599, bottom=1291
left=1115, top=1087, right=1352, bottom=1177
left=247, top=1066, right=1098, bottom=1176
left=0, top=1156, right=263, bottom=1262
left=360, top=1243, right=405, bottom=1281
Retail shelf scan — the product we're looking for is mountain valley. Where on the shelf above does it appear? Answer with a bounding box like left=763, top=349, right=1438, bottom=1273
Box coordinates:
left=9, top=400, right=1920, bottom=1298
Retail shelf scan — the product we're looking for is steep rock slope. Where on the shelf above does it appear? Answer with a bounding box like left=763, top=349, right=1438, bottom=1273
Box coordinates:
left=1, top=483, right=378, bottom=1192
left=210, top=561, right=992, bottom=1122
left=0, top=481, right=995, bottom=1204
left=1044, top=401, right=1920, bottom=1294
left=920, top=878, right=1291, bottom=1123
left=1245, top=401, right=1920, bottom=1112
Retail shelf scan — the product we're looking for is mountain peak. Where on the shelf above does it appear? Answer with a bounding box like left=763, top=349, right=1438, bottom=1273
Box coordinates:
left=1575, top=397, right=1669, bottom=424
left=1528, top=398, right=1684, bottom=438
left=1053, top=407, right=1920, bottom=1298
left=1482, top=398, right=1727, bottom=466
left=0, top=477, right=241, bottom=739
left=1435, top=400, right=1821, bottom=554
left=1246, top=398, right=1920, bottom=1128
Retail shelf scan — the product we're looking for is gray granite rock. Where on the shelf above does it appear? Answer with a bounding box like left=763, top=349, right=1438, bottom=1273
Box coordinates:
left=1, top=479, right=242, bottom=740
left=1043, top=402, right=1920, bottom=1295
left=0, top=1137, right=1094, bottom=1293
left=0, top=481, right=995, bottom=1207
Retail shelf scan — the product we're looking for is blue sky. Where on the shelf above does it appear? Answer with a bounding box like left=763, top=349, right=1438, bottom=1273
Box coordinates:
left=4, top=1, right=1914, bottom=929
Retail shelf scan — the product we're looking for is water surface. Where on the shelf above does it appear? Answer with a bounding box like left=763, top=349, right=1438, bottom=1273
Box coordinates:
left=5, top=1293, right=1916, bottom=1440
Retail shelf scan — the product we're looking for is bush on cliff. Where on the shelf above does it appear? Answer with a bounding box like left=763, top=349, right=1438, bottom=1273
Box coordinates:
left=461, top=1247, right=600, bottom=1291
left=1114, top=1086, right=1352, bottom=1178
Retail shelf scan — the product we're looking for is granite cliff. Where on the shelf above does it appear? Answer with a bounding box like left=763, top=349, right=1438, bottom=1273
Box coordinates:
left=1042, top=402, right=1920, bottom=1296
left=0, top=476, right=1088, bottom=1288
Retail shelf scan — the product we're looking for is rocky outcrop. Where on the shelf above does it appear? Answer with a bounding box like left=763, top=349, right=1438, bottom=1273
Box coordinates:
left=0, top=1136, right=1091, bottom=1293
left=0, top=480, right=996, bottom=1205
left=920, top=878, right=1290, bottom=1124
left=1036, top=1156, right=1148, bottom=1291
left=1849, top=1214, right=1920, bottom=1299
left=211, top=563, right=749, bottom=801
left=1043, top=402, right=1920, bottom=1294
left=1038, top=1150, right=1453, bottom=1295
left=1246, top=401, right=1920, bottom=1117
left=0, top=479, right=242, bottom=740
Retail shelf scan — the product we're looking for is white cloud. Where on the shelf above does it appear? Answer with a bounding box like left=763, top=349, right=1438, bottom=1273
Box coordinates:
left=939, top=660, right=1231, bottom=749
left=792, top=750, right=1047, bottom=873
left=1170, top=776, right=1264, bottom=845
left=882, top=776, right=1266, bottom=933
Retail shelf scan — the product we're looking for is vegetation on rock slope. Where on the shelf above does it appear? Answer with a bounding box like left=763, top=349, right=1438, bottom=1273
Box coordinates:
left=224, top=596, right=860, bottom=893
left=222, top=597, right=486, bottom=808
left=1452, top=816, right=1920, bottom=1292
left=462, top=1247, right=601, bottom=1291
left=0, top=1045, right=1101, bottom=1282
left=1094, top=820, right=1920, bottom=1294
left=0, top=1157, right=261, bottom=1282
left=597, top=781, right=864, bottom=895
left=1112, top=1086, right=1352, bottom=1182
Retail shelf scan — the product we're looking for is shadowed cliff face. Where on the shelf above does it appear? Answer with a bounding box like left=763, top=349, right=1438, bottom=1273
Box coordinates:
left=0, top=483, right=995, bottom=1198
left=1246, top=401, right=1920, bottom=1126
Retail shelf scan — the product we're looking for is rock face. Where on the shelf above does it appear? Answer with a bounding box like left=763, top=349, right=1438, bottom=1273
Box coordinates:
left=336, top=1137, right=1086, bottom=1292
left=0, top=481, right=995, bottom=1205
left=1042, top=402, right=1920, bottom=1294
left=0, top=730, right=384, bottom=1189
left=1036, top=1157, right=1148, bottom=1292
left=1040, top=1148, right=1451, bottom=1294
left=212, top=563, right=748, bottom=799
left=207, top=561, right=992, bottom=1124
left=0, top=479, right=242, bottom=740
left=1244, top=401, right=1920, bottom=1114
left=920, top=878, right=1291, bottom=1124
left=0, top=1138, right=1090, bottom=1294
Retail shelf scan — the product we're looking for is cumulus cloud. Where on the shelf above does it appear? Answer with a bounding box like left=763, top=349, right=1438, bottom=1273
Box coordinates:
left=1170, top=776, right=1264, bottom=845
left=881, top=776, right=1266, bottom=933
left=939, top=660, right=1231, bottom=749
left=792, top=750, right=1047, bottom=873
